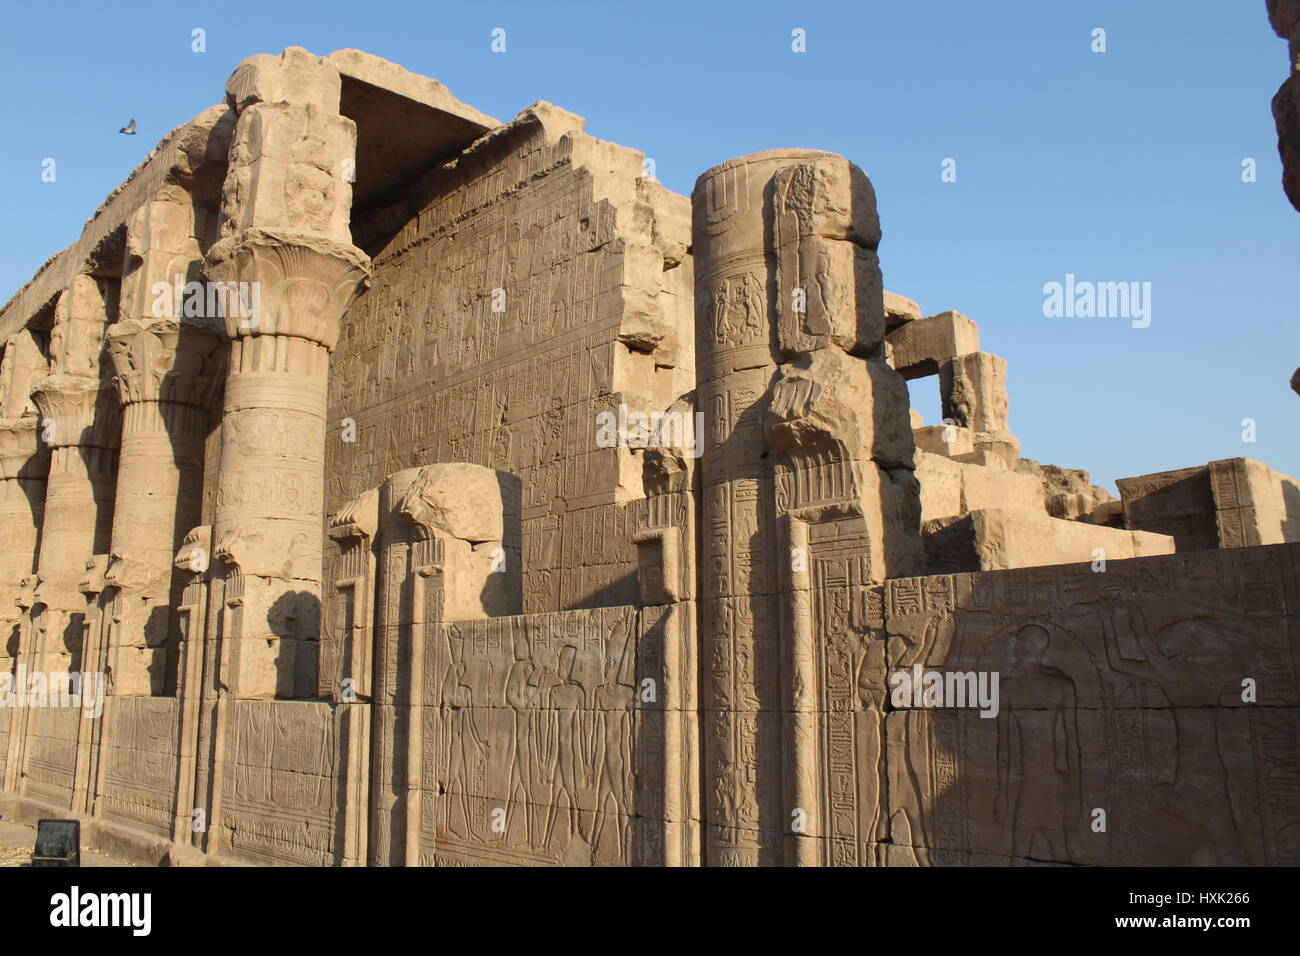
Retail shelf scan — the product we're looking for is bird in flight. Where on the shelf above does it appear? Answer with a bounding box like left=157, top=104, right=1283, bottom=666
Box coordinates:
left=119, top=119, right=136, bottom=135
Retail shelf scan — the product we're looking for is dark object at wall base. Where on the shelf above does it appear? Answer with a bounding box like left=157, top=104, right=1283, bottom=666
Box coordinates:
left=31, top=819, right=80, bottom=867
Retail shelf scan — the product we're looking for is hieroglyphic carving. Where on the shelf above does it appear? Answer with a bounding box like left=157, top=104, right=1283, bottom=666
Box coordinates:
left=217, top=700, right=340, bottom=865
left=882, top=546, right=1300, bottom=866
left=416, top=606, right=647, bottom=866
left=326, top=103, right=692, bottom=616
left=98, top=697, right=178, bottom=837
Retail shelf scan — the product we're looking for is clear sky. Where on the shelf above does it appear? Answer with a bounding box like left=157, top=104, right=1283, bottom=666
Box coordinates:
left=1, top=0, right=1295, bottom=491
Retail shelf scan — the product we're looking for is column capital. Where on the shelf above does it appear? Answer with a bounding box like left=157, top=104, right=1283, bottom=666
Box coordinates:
left=29, top=374, right=119, bottom=451
left=106, top=316, right=224, bottom=409
left=205, top=229, right=369, bottom=350
left=104, top=548, right=171, bottom=599
left=16, top=574, right=37, bottom=611
left=0, top=415, right=49, bottom=480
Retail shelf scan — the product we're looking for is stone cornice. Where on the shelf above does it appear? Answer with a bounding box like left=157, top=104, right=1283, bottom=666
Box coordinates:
left=174, top=525, right=212, bottom=579
left=328, top=487, right=378, bottom=543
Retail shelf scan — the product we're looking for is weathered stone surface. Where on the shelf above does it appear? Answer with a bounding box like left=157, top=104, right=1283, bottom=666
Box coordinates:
left=1269, top=0, right=1300, bottom=39
left=923, top=507, right=1175, bottom=573
left=1274, top=74, right=1300, bottom=212
left=1016, top=457, right=1114, bottom=519
left=883, top=290, right=921, bottom=331
left=1268, top=3, right=1300, bottom=212
left=940, top=350, right=1008, bottom=434
left=887, top=310, right=979, bottom=380
left=1118, top=458, right=1300, bottom=552
left=916, top=451, right=1046, bottom=523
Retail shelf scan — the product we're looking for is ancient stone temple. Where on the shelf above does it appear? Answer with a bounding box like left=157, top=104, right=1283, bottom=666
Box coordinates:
left=1, top=47, right=1298, bottom=867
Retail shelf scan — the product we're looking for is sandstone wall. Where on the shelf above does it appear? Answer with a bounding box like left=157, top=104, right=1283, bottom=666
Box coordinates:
left=324, top=103, right=693, bottom=645
left=213, top=700, right=344, bottom=866
left=98, top=697, right=178, bottom=839
left=877, top=544, right=1300, bottom=865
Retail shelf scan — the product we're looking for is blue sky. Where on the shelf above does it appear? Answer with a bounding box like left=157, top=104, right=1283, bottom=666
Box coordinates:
left=1, top=0, right=1295, bottom=490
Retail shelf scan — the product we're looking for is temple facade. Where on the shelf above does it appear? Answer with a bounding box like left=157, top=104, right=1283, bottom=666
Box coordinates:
left=0, top=47, right=1298, bottom=866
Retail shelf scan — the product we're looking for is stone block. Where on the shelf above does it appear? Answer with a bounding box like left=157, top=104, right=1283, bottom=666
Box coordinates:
left=887, top=310, right=980, bottom=380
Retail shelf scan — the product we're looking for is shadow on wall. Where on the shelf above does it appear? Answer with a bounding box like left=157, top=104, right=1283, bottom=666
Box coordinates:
left=2, top=621, right=17, bottom=660
left=479, top=470, right=524, bottom=616
left=268, top=589, right=322, bottom=698
left=61, top=611, right=84, bottom=674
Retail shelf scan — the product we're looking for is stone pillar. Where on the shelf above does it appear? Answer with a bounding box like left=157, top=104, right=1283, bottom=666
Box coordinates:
left=368, top=463, right=518, bottom=865
left=171, top=525, right=210, bottom=849
left=73, top=555, right=109, bottom=814
left=29, top=275, right=119, bottom=675
left=636, top=420, right=702, bottom=866
left=326, top=491, right=377, bottom=867
left=2, top=576, right=38, bottom=791
left=203, top=48, right=369, bottom=699
left=939, top=351, right=1019, bottom=468
left=692, top=150, right=921, bottom=865
left=103, top=192, right=222, bottom=696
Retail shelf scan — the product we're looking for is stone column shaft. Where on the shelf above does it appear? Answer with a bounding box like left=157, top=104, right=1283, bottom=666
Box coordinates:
left=692, top=150, right=920, bottom=866
left=26, top=275, right=119, bottom=676
left=105, top=322, right=220, bottom=694
left=31, top=378, right=118, bottom=673
left=203, top=48, right=369, bottom=701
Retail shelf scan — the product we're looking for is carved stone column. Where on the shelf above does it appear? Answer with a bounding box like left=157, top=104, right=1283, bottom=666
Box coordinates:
left=171, top=525, right=210, bottom=847
left=691, top=150, right=921, bottom=866
left=29, top=375, right=117, bottom=674
left=103, top=193, right=223, bottom=696
left=2, top=576, right=38, bottom=791
left=203, top=48, right=369, bottom=700
left=0, top=417, right=47, bottom=666
left=369, top=463, right=518, bottom=865
left=0, top=329, right=49, bottom=653
left=73, top=555, right=109, bottom=814
left=28, top=275, right=119, bottom=676
left=635, top=423, right=702, bottom=866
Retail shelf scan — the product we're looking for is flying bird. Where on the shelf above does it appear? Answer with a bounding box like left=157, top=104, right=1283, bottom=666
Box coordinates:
left=118, top=119, right=136, bottom=135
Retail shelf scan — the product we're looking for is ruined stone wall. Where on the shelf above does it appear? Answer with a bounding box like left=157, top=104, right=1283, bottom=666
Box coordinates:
left=875, top=544, right=1300, bottom=865
left=2, top=45, right=1297, bottom=871
left=325, top=104, right=693, bottom=635
left=410, top=609, right=645, bottom=866
left=1118, top=458, right=1300, bottom=552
